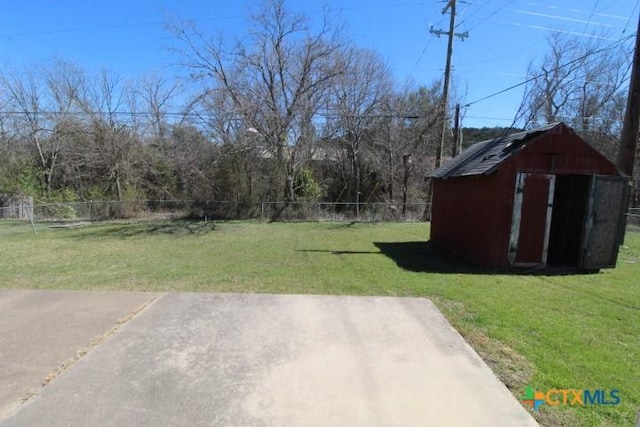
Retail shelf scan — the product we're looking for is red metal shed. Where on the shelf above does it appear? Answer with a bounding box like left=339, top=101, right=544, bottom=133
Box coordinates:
left=430, top=122, right=629, bottom=270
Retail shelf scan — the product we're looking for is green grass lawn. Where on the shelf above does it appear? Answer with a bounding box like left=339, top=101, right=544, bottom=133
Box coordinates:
left=1, top=220, right=638, bottom=426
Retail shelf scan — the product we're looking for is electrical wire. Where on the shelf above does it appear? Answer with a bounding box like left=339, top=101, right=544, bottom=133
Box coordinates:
left=582, top=0, right=601, bottom=35
left=0, top=2, right=429, bottom=39
left=455, top=0, right=491, bottom=28
left=457, top=0, right=632, bottom=69
left=622, top=0, right=640, bottom=35
left=404, top=1, right=450, bottom=83
left=454, top=0, right=477, bottom=29
left=406, top=42, right=432, bottom=82
left=0, top=16, right=245, bottom=39
left=464, top=33, right=634, bottom=107
left=466, top=0, right=516, bottom=33
left=456, top=39, right=547, bottom=67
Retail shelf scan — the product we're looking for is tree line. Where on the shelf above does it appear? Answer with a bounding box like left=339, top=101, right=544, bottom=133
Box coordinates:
left=0, top=0, right=635, bottom=210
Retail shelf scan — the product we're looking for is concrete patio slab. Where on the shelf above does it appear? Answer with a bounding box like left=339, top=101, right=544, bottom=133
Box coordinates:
left=0, top=289, right=159, bottom=418
left=1, top=293, right=537, bottom=426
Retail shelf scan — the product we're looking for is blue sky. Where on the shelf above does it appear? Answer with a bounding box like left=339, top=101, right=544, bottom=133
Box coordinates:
left=0, top=0, right=638, bottom=128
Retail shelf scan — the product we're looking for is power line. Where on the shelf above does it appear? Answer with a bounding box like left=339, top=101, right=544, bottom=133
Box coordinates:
left=506, top=23, right=618, bottom=41
left=582, top=0, right=601, bottom=34
left=405, top=2, right=447, bottom=83
left=464, top=33, right=635, bottom=107
left=0, top=110, right=190, bottom=118
left=466, top=0, right=515, bottom=32
left=456, top=39, right=546, bottom=68
left=0, top=108, right=445, bottom=121
left=406, top=43, right=431, bottom=82
left=512, top=9, right=614, bottom=28
left=457, top=0, right=634, bottom=69
left=512, top=0, right=623, bottom=18
left=0, top=16, right=246, bottom=39
left=3, top=106, right=624, bottom=128
left=622, top=0, right=640, bottom=35
left=467, top=112, right=623, bottom=124
left=455, top=0, right=484, bottom=29
left=0, top=2, right=429, bottom=39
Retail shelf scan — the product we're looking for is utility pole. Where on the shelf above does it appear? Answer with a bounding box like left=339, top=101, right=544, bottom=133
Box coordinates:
left=430, top=0, right=469, bottom=168
left=451, top=103, right=461, bottom=157
left=617, top=11, right=640, bottom=179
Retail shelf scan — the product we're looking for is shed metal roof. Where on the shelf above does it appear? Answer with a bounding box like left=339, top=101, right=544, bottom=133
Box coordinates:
left=431, top=122, right=562, bottom=179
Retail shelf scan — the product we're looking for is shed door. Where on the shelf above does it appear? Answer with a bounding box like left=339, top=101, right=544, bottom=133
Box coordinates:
left=580, top=175, right=629, bottom=270
left=509, top=173, right=555, bottom=266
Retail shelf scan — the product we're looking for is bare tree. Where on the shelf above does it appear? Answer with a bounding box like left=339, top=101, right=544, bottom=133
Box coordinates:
left=358, top=84, right=441, bottom=210
left=43, top=60, right=89, bottom=195
left=0, top=61, right=188, bottom=202
left=1, top=69, right=52, bottom=194
left=73, top=70, right=142, bottom=200
left=172, top=0, right=344, bottom=202
left=137, top=75, right=180, bottom=143
left=0, top=82, right=21, bottom=190
left=0, top=61, right=84, bottom=196
left=520, top=32, right=631, bottom=159
left=391, top=84, right=442, bottom=216
left=330, top=46, right=393, bottom=211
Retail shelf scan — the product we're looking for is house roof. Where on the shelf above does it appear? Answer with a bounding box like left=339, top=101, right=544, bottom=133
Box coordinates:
left=431, top=122, right=562, bottom=179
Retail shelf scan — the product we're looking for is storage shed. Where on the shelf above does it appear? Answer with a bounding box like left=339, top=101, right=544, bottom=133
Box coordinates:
left=430, top=122, right=629, bottom=270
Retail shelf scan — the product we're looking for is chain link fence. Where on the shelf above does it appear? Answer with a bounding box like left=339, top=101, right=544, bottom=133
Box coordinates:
left=628, top=208, right=640, bottom=228
left=0, top=195, right=33, bottom=220
left=0, top=200, right=432, bottom=224
left=0, top=204, right=32, bottom=220
left=3, top=200, right=640, bottom=227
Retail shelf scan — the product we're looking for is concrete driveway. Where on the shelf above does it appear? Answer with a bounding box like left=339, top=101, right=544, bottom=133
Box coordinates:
left=0, top=291, right=538, bottom=426
left=0, top=289, right=159, bottom=419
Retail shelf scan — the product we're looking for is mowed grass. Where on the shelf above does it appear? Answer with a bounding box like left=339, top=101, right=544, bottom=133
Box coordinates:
left=1, top=220, right=638, bottom=426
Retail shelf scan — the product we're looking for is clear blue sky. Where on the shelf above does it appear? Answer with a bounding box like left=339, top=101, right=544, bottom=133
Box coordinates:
left=0, top=0, right=638, bottom=128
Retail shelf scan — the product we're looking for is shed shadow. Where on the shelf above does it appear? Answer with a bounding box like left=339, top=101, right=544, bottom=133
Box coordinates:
left=374, top=241, right=592, bottom=275
left=373, top=241, right=488, bottom=274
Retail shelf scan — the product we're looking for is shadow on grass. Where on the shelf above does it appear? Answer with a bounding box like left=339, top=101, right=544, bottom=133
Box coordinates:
left=305, top=240, right=592, bottom=275
left=326, top=221, right=359, bottom=229
left=373, top=241, right=488, bottom=274
left=70, top=220, right=218, bottom=239
left=301, top=241, right=485, bottom=274
left=376, top=241, right=600, bottom=275
left=300, top=249, right=381, bottom=255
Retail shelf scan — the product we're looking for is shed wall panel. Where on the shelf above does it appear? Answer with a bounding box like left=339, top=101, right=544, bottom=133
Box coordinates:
left=431, top=175, right=503, bottom=267
left=508, top=128, right=618, bottom=176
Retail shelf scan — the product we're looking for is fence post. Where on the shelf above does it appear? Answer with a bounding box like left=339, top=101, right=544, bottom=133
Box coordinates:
left=261, top=202, right=265, bottom=221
